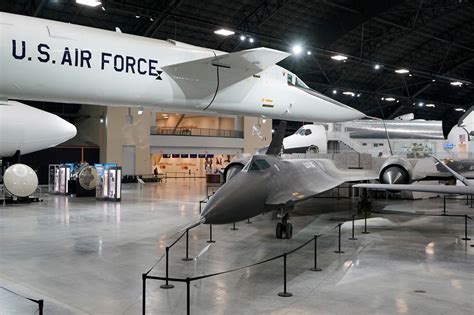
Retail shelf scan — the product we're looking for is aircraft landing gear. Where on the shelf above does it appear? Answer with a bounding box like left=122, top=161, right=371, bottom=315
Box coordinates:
left=276, top=214, right=293, bottom=239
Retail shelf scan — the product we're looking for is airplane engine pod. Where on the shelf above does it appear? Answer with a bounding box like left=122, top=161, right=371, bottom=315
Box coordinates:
left=378, top=156, right=413, bottom=185
left=3, top=164, right=38, bottom=197
left=223, top=162, right=245, bottom=183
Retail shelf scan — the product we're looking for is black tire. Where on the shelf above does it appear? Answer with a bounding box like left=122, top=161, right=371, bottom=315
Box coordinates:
left=276, top=222, right=283, bottom=239
left=306, top=145, right=319, bottom=154
left=285, top=223, right=293, bottom=239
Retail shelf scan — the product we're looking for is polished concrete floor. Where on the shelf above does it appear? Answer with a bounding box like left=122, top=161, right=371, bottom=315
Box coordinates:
left=0, top=179, right=473, bottom=314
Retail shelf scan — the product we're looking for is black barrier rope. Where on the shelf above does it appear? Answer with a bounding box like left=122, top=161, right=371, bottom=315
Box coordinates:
left=143, top=234, right=323, bottom=315
left=0, top=286, right=43, bottom=315
left=144, top=252, right=166, bottom=276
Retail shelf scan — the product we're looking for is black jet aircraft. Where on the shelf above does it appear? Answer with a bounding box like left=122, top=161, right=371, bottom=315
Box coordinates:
left=200, top=122, right=378, bottom=239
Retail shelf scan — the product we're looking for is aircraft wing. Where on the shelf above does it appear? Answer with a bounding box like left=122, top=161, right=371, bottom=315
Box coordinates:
left=353, top=183, right=474, bottom=195
left=265, top=160, right=378, bottom=207
left=162, top=48, right=290, bottom=93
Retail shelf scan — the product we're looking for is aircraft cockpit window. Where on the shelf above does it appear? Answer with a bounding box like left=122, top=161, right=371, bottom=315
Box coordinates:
left=305, top=129, right=312, bottom=136
left=249, top=159, right=271, bottom=172
left=298, top=128, right=306, bottom=136
left=287, top=73, right=293, bottom=85
left=287, top=72, right=309, bottom=89
left=295, top=76, right=309, bottom=89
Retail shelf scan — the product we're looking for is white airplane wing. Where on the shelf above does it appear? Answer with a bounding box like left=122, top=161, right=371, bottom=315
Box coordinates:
left=162, top=48, right=290, bottom=94
left=354, top=183, right=474, bottom=195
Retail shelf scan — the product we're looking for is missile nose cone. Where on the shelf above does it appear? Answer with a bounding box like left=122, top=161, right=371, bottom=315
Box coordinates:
left=382, top=166, right=408, bottom=184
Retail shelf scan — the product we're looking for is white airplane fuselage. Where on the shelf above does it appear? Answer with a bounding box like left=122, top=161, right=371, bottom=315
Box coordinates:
left=0, top=101, right=77, bottom=157
left=0, top=12, right=364, bottom=122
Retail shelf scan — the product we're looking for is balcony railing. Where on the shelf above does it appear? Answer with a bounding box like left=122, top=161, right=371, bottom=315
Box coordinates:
left=150, top=126, right=244, bottom=138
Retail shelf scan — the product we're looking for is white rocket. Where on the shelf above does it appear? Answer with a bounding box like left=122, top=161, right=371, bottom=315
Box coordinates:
left=0, top=12, right=365, bottom=123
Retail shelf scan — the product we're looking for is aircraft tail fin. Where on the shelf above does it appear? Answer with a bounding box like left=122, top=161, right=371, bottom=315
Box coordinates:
left=431, top=155, right=471, bottom=186
left=266, top=121, right=287, bottom=155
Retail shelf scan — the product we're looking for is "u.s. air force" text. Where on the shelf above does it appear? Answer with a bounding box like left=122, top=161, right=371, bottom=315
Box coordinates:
left=11, top=39, right=160, bottom=77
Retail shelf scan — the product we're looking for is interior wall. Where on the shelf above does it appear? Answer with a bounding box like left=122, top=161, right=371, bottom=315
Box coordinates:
left=243, top=117, right=272, bottom=153
left=105, top=107, right=151, bottom=174
left=75, top=105, right=107, bottom=162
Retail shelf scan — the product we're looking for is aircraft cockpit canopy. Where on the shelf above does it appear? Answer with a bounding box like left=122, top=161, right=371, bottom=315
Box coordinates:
left=287, top=72, right=309, bottom=89
left=294, top=127, right=312, bottom=136
left=243, top=157, right=271, bottom=172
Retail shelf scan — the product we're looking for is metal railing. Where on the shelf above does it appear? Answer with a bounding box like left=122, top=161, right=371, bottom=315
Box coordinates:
left=150, top=126, right=244, bottom=138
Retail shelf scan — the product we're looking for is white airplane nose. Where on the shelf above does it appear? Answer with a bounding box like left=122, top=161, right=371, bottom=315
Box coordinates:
left=59, top=118, right=77, bottom=140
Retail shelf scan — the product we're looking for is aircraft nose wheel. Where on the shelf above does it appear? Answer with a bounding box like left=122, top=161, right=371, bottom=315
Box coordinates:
left=276, top=214, right=293, bottom=239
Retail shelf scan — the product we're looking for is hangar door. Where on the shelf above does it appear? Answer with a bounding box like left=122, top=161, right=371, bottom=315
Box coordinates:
left=122, top=145, right=136, bottom=175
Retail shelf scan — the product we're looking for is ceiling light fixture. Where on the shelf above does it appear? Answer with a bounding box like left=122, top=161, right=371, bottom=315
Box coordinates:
left=101, top=6, right=106, bottom=11
left=455, top=108, right=466, bottom=112
left=99, top=115, right=104, bottom=123
left=292, top=45, right=302, bottom=55
left=331, top=54, right=347, bottom=61
left=214, top=28, right=235, bottom=36
left=76, top=0, right=102, bottom=7
left=249, top=37, right=254, bottom=43
left=332, top=89, right=337, bottom=94
left=395, top=69, right=409, bottom=74
left=343, top=91, right=355, bottom=97
left=418, top=102, right=424, bottom=107
left=135, top=15, right=140, bottom=19
left=450, top=81, right=463, bottom=86
left=356, top=93, right=361, bottom=97
left=385, top=97, right=396, bottom=102
left=425, top=104, right=435, bottom=108
left=307, top=51, right=312, bottom=55
left=240, top=35, right=246, bottom=41
left=374, top=64, right=381, bottom=70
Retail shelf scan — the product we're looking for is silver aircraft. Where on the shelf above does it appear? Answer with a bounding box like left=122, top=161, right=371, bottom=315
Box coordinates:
left=355, top=156, right=474, bottom=196
left=200, top=122, right=378, bottom=239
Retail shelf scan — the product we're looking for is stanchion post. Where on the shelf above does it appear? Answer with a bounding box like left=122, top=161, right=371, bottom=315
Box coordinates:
left=443, top=196, right=446, bottom=215
left=335, top=223, right=344, bottom=253
left=182, top=229, right=193, bottom=261
left=462, top=214, right=471, bottom=241
left=246, top=218, right=252, bottom=224
left=160, top=247, right=174, bottom=289
left=310, top=235, right=322, bottom=272
left=362, top=211, right=370, bottom=234
left=142, top=274, right=146, bottom=315
left=207, top=224, right=216, bottom=243
left=278, top=253, right=293, bottom=297
left=38, top=300, right=44, bottom=315
left=349, top=214, right=357, bottom=240
left=230, top=222, right=238, bottom=230
left=186, top=278, right=191, bottom=315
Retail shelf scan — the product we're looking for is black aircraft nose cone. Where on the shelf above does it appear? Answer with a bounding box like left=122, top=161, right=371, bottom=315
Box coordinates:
left=382, top=166, right=408, bottom=184
left=201, top=173, right=268, bottom=224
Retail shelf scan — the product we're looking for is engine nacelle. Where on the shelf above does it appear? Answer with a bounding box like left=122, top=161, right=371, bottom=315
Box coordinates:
left=223, top=156, right=252, bottom=183
left=378, top=156, right=414, bottom=184
left=223, top=162, right=245, bottom=183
